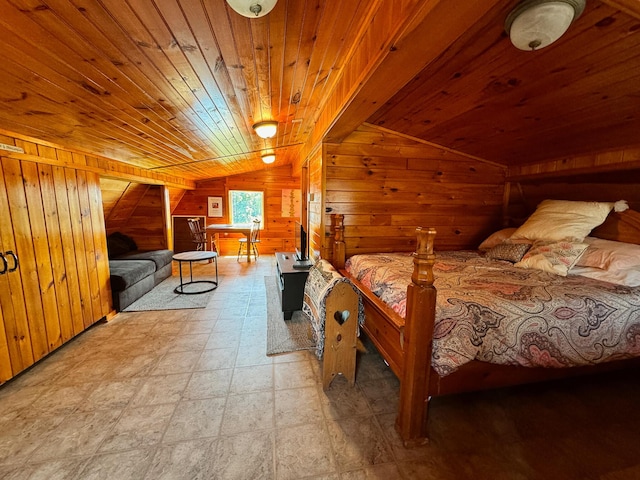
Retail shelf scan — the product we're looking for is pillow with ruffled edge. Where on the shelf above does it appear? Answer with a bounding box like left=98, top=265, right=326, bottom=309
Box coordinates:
left=485, top=243, right=531, bottom=263
left=514, top=241, right=588, bottom=276
left=510, top=200, right=628, bottom=243
left=478, top=228, right=518, bottom=250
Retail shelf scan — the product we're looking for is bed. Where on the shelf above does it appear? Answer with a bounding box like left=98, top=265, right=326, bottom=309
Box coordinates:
left=330, top=203, right=640, bottom=446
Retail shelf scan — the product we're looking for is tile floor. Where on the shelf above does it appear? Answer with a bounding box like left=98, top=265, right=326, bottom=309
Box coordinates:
left=0, top=256, right=639, bottom=479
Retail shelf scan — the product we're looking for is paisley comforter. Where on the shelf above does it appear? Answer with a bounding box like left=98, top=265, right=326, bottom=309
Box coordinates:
left=345, top=252, right=640, bottom=376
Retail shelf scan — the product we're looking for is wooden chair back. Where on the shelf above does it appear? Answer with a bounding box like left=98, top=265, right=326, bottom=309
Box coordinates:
left=187, top=218, right=207, bottom=251
left=250, top=219, right=261, bottom=242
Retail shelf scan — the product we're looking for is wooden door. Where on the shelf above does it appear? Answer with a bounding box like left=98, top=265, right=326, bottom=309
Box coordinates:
left=0, top=306, right=12, bottom=383
left=0, top=159, right=34, bottom=381
left=0, top=182, right=29, bottom=383
left=0, top=157, right=111, bottom=385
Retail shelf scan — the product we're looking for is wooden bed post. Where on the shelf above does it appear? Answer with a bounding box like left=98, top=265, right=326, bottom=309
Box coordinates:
left=396, top=227, right=437, bottom=446
left=332, top=214, right=346, bottom=269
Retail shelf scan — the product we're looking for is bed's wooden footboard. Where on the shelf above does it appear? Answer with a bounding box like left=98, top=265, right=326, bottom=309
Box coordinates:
left=322, top=281, right=360, bottom=389
left=332, top=214, right=437, bottom=446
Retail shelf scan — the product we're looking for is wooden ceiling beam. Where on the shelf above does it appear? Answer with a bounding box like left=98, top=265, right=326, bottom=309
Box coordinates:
left=322, top=0, right=504, bottom=144
left=600, top=0, right=640, bottom=19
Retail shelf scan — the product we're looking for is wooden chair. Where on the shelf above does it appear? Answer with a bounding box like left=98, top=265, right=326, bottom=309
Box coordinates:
left=237, top=218, right=261, bottom=261
left=187, top=218, right=208, bottom=251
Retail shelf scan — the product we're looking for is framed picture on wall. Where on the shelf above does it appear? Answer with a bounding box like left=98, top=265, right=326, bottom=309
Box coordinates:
left=208, top=196, right=223, bottom=217
left=281, top=189, right=301, bottom=217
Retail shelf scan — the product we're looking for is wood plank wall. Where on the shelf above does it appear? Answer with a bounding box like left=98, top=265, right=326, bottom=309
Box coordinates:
left=506, top=147, right=640, bottom=223
left=506, top=170, right=640, bottom=225
left=173, top=165, right=301, bottom=256
left=323, top=125, right=506, bottom=257
left=0, top=154, right=111, bottom=384
left=0, top=128, right=194, bottom=190
left=101, top=177, right=168, bottom=251
left=101, top=178, right=150, bottom=231
left=508, top=146, right=640, bottom=180
left=307, top=146, right=325, bottom=259
left=168, top=187, right=187, bottom=213
left=101, top=178, right=186, bottom=251
left=121, top=186, right=168, bottom=251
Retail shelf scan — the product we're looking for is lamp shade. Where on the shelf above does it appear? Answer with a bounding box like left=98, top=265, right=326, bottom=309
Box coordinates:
left=505, top=0, right=585, bottom=51
left=226, top=0, right=277, bottom=18
left=261, top=153, right=276, bottom=164
left=253, top=120, right=278, bottom=139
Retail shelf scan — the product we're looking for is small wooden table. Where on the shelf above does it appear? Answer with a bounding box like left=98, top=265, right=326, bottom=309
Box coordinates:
left=172, top=251, right=218, bottom=294
left=205, top=224, right=253, bottom=262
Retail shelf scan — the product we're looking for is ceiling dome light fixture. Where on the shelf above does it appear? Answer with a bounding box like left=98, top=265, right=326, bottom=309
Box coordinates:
left=261, top=153, right=276, bottom=164
left=253, top=120, right=278, bottom=139
left=505, top=0, right=585, bottom=51
left=226, top=0, right=277, bottom=18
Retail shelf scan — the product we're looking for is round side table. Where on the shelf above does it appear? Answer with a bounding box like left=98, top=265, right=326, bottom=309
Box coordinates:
left=172, top=251, right=218, bottom=294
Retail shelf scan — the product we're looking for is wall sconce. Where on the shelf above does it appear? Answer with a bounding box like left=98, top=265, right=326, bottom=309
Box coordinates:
left=505, top=0, right=585, bottom=51
left=261, top=153, right=276, bottom=164
left=253, top=120, right=278, bottom=139
left=226, top=0, right=277, bottom=18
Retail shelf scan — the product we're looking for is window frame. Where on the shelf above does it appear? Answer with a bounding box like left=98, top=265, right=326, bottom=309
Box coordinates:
left=228, top=189, right=265, bottom=227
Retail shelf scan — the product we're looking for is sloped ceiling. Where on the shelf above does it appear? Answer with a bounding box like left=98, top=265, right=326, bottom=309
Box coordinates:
left=0, top=0, right=639, bottom=181
left=366, top=0, right=640, bottom=166
left=0, top=0, right=373, bottom=180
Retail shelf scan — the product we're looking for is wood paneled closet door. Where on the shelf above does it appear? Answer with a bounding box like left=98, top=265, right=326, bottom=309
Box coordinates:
left=0, top=157, right=111, bottom=384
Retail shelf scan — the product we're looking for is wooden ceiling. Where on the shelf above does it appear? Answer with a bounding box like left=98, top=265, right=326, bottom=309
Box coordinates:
left=366, top=0, right=640, bottom=166
left=0, top=0, right=372, bottom=180
left=1, top=0, right=639, bottom=181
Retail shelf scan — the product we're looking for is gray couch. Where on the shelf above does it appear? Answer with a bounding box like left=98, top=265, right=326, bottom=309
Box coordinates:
left=107, top=233, right=173, bottom=311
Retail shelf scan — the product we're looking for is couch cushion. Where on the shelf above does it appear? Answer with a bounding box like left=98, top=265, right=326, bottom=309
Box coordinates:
left=154, top=263, right=173, bottom=286
left=107, top=232, right=138, bottom=258
left=113, top=275, right=155, bottom=311
left=115, top=249, right=174, bottom=270
left=109, top=259, right=156, bottom=292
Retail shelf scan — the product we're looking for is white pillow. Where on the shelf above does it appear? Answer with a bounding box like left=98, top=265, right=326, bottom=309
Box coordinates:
left=510, top=200, right=615, bottom=243
left=576, top=237, right=640, bottom=271
left=570, top=265, right=640, bottom=288
left=514, top=241, right=588, bottom=277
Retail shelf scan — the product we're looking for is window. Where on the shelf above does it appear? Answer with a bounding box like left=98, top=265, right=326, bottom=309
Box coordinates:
left=229, top=190, right=264, bottom=225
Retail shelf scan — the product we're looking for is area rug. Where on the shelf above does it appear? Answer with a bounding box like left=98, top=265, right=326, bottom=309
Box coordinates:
left=265, top=276, right=316, bottom=355
left=123, top=275, right=218, bottom=312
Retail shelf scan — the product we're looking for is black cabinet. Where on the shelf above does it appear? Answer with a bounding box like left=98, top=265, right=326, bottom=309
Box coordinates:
left=275, top=252, right=311, bottom=319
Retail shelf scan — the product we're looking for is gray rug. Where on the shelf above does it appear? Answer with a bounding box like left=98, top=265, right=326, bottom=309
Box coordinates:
left=123, top=275, right=218, bottom=312
left=265, top=276, right=316, bottom=356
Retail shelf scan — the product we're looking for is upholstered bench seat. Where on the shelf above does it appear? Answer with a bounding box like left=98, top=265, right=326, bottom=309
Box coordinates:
left=114, top=249, right=174, bottom=288
left=109, top=259, right=156, bottom=292
left=115, top=249, right=174, bottom=271
left=107, top=232, right=173, bottom=312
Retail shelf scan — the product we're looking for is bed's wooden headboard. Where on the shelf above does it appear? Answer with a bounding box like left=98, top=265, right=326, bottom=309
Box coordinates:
left=591, top=209, right=640, bottom=245
left=331, top=209, right=640, bottom=268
